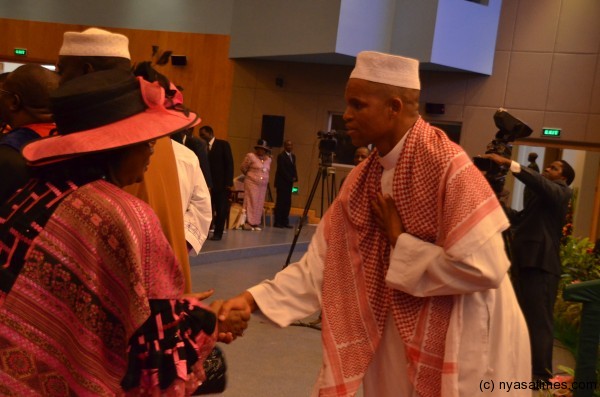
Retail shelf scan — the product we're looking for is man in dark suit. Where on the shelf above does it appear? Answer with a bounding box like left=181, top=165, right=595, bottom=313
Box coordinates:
left=274, top=139, right=297, bottom=228
left=0, top=65, right=58, bottom=204
left=199, top=125, right=234, bottom=241
left=484, top=153, right=575, bottom=383
left=172, top=127, right=213, bottom=190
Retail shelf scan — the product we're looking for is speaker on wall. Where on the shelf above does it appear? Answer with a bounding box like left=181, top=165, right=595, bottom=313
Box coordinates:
left=261, top=115, right=285, bottom=147
left=171, top=55, right=187, bottom=66
left=425, top=102, right=445, bottom=115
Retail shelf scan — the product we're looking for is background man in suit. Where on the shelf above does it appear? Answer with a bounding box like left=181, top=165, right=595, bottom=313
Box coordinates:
left=0, top=65, right=58, bottom=204
left=172, top=127, right=213, bottom=190
left=274, top=139, right=297, bottom=228
left=199, top=125, right=234, bottom=241
left=484, top=153, right=575, bottom=383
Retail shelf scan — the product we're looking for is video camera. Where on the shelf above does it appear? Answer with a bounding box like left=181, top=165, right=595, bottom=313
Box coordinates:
left=473, top=108, right=533, bottom=194
left=317, top=130, right=340, bottom=166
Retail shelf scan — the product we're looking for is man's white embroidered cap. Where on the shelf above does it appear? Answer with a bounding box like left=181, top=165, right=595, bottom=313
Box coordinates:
left=59, top=28, right=130, bottom=60
left=350, top=51, right=420, bottom=90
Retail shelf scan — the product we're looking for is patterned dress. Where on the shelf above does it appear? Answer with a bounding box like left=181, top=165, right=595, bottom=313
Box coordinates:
left=240, top=152, right=271, bottom=226
left=0, top=177, right=216, bottom=396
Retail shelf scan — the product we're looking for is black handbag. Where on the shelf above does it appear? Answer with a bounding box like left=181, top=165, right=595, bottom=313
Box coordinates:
left=193, top=346, right=227, bottom=395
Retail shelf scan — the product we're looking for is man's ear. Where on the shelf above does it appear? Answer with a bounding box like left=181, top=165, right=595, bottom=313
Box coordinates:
left=389, top=97, right=402, bottom=114
left=6, top=92, right=21, bottom=112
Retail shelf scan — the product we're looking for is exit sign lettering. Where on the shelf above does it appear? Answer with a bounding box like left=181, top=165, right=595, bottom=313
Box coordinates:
left=14, top=48, right=27, bottom=56
left=542, top=128, right=561, bottom=138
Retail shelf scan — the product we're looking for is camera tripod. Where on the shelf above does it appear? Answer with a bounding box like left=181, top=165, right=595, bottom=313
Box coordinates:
left=283, top=153, right=337, bottom=331
left=284, top=154, right=336, bottom=268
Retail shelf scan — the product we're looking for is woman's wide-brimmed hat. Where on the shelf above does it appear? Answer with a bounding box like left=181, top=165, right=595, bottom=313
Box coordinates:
left=22, top=69, right=199, bottom=165
left=254, top=139, right=271, bottom=152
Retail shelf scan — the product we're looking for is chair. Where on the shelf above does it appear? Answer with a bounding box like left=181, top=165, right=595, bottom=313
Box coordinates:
left=226, top=190, right=245, bottom=229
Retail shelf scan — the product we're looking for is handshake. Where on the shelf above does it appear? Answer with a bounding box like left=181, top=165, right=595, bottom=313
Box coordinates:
left=186, top=289, right=254, bottom=343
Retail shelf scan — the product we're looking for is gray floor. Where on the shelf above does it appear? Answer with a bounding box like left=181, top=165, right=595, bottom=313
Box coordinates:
left=190, top=224, right=330, bottom=397
left=189, top=224, right=574, bottom=397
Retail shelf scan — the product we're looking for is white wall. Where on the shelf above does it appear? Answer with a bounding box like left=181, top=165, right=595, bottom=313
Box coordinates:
left=431, top=0, right=502, bottom=74
left=510, top=145, right=546, bottom=211
left=562, top=149, right=598, bottom=238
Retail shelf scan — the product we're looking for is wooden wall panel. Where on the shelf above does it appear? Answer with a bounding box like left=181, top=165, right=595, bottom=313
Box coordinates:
left=0, top=18, right=234, bottom=138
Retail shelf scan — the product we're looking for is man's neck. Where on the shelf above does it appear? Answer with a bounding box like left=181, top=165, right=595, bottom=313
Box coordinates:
left=375, top=116, right=420, bottom=156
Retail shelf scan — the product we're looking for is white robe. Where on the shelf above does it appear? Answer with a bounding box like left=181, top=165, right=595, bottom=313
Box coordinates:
left=249, top=136, right=531, bottom=396
left=172, top=140, right=212, bottom=255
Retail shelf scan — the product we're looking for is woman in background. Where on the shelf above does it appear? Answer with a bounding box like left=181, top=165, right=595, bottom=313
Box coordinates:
left=240, top=139, right=271, bottom=231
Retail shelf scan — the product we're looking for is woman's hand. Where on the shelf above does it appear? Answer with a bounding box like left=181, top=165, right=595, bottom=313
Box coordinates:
left=371, top=193, right=404, bottom=247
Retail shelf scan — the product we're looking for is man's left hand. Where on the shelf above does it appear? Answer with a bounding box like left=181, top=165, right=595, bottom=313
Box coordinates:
left=481, top=153, right=511, bottom=167
left=371, top=193, right=404, bottom=247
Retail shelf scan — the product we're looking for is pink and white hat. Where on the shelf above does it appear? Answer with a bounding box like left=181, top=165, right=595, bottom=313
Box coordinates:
left=22, top=69, right=199, bottom=165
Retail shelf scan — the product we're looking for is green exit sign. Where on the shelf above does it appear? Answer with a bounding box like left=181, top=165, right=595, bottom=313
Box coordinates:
left=14, top=48, right=27, bottom=56
left=542, top=128, right=561, bottom=138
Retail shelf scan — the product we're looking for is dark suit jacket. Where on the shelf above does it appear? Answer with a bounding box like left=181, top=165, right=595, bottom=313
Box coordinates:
left=507, top=166, right=572, bottom=275
left=274, top=151, right=297, bottom=188
left=176, top=135, right=213, bottom=190
left=0, top=126, right=43, bottom=203
left=207, top=138, right=234, bottom=191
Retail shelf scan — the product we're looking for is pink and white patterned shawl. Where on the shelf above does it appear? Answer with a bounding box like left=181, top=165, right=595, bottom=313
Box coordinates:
left=320, top=118, right=503, bottom=397
left=0, top=179, right=183, bottom=396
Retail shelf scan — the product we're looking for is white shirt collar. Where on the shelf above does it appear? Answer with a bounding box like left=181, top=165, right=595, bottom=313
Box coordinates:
left=378, top=128, right=411, bottom=171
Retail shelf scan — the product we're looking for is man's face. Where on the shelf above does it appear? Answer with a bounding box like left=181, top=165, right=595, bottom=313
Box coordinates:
left=56, top=56, right=86, bottom=85
left=199, top=128, right=212, bottom=142
left=542, top=161, right=566, bottom=182
left=353, top=147, right=370, bottom=165
left=343, top=79, right=393, bottom=148
left=284, top=141, right=293, bottom=152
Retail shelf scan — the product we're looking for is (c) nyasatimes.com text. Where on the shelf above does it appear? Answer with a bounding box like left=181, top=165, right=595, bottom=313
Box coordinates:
left=479, top=379, right=598, bottom=393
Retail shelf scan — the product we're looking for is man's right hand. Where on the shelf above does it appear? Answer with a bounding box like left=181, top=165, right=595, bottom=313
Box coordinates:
left=218, top=291, right=257, bottom=322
